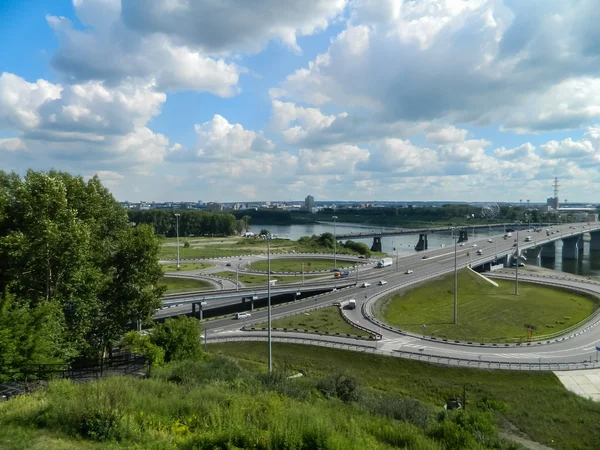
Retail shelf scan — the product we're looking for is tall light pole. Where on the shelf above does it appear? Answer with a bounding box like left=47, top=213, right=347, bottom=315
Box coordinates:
left=267, top=234, right=272, bottom=373
left=515, top=221, right=521, bottom=296
left=332, top=216, right=338, bottom=269
left=453, top=227, right=458, bottom=324
left=174, top=213, right=181, bottom=269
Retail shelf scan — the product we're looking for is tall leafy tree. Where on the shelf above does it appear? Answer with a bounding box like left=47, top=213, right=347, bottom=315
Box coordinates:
left=0, top=170, right=164, bottom=363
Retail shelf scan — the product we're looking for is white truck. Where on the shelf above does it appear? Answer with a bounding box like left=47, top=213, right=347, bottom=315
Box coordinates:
left=377, top=257, right=393, bottom=268
left=348, top=299, right=356, bottom=310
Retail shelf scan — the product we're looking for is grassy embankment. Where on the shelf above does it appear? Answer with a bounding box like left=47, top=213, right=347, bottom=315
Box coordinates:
left=212, top=271, right=328, bottom=286
left=1, top=349, right=578, bottom=450
left=160, top=236, right=385, bottom=260
left=246, top=258, right=355, bottom=272
left=160, top=277, right=213, bottom=294
left=211, top=342, right=600, bottom=450
left=375, top=269, right=599, bottom=342
left=253, top=305, right=372, bottom=337
left=161, top=262, right=215, bottom=272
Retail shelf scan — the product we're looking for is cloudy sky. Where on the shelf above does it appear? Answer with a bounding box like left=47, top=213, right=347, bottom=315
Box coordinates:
left=2, top=0, right=600, bottom=203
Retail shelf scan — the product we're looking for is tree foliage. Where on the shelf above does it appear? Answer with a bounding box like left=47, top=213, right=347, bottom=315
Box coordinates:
left=128, top=209, right=237, bottom=237
left=0, top=170, right=164, bottom=365
left=150, top=317, right=203, bottom=363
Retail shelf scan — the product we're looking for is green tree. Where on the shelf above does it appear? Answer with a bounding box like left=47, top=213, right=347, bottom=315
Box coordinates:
left=150, top=316, right=203, bottom=363
left=260, top=228, right=271, bottom=236
left=0, top=170, right=164, bottom=361
left=121, top=331, right=165, bottom=366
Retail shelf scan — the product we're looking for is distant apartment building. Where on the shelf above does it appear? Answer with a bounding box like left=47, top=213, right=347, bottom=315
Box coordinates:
left=206, top=202, right=224, bottom=212
left=305, top=195, right=315, bottom=208
left=546, top=197, right=559, bottom=210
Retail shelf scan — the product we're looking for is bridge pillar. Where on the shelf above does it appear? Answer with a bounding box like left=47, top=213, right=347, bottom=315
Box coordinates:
left=192, top=302, right=203, bottom=320
left=526, top=246, right=542, bottom=264
left=371, top=236, right=382, bottom=252
left=591, top=231, right=600, bottom=251
left=562, top=236, right=580, bottom=260
left=414, top=233, right=428, bottom=251
left=540, top=242, right=555, bottom=260
left=457, top=230, right=469, bottom=243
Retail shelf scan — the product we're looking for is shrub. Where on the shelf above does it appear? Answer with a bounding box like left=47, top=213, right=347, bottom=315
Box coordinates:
left=150, top=317, right=203, bottom=363
left=478, top=398, right=509, bottom=413
left=317, top=373, right=360, bottom=403
left=361, top=393, right=431, bottom=428
left=121, top=331, right=165, bottom=366
left=183, top=241, right=190, bottom=248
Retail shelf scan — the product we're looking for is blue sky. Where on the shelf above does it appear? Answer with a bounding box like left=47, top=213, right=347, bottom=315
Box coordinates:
left=1, top=0, right=600, bottom=203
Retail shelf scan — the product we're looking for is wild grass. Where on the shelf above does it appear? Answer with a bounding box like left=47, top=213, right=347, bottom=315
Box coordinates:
left=160, top=277, right=213, bottom=294
left=161, top=262, right=215, bottom=272
left=211, top=342, right=600, bottom=450
left=253, top=305, right=372, bottom=337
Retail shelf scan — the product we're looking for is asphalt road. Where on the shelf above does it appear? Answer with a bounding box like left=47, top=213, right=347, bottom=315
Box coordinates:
left=202, top=222, right=600, bottom=366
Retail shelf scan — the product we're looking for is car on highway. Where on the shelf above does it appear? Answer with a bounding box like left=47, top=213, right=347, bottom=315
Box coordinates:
left=512, top=242, right=517, bottom=247
left=378, top=280, right=387, bottom=285
left=362, top=282, right=371, bottom=288
left=487, top=239, right=493, bottom=243
left=225, top=263, right=231, bottom=267
left=422, top=255, right=429, bottom=259
left=460, top=243, right=465, bottom=246
left=358, top=255, right=365, bottom=259
left=476, top=249, right=483, bottom=255
left=236, top=313, right=251, bottom=320
left=471, top=244, right=477, bottom=247
left=404, top=269, right=413, bottom=274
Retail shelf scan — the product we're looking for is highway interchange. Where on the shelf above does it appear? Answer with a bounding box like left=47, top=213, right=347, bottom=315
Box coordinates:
left=161, top=222, right=600, bottom=369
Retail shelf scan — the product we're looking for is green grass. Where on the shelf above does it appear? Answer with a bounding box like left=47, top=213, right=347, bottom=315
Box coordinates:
left=247, top=258, right=354, bottom=272
left=253, top=306, right=372, bottom=337
left=211, top=342, right=600, bottom=450
left=375, top=269, right=599, bottom=342
left=160, top=276, right=213, bottom=294
left=213, top=271, right=327, bottom=286
left=161, top=262, right=215, bottom=272
left=159, top=246, right=263, bottom=259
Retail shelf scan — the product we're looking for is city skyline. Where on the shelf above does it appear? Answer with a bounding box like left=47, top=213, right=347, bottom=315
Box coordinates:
left=2, top=1, right=600, bottom=202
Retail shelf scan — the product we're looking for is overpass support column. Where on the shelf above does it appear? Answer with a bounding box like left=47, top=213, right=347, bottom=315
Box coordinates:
left=371, top=236, right=382, bottom=253
left=562, top=236, right=580, bottom=260
left=192, top=302, right=204, bottom=320
left=526, top=246, right=542, bottom=265
left=591, top=231, right=600, bottom=251
left=414, top=233, right=428, bottom=251
left=541, top=242, right=556, bottom=260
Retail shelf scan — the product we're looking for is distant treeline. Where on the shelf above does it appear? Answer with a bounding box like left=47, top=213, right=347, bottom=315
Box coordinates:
left=128, top=209, right=241, bottom=237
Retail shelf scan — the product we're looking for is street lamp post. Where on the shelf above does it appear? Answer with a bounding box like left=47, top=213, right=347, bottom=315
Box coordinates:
left=236, top=257, right=241, bottom=291
left=332, top=216, right=338, bottom=269
left=453, top=227, right=458, bottom=324
left=267, top=235, right=272, bottom=373
left=174, top=213, right=181, bottom=269
left=515, top=222, right=521, bottom=296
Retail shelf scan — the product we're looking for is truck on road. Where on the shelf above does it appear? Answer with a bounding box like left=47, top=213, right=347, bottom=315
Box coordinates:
left=377, top=257, right=393, bottom=268
left=348, top=299, right=356, bottom=310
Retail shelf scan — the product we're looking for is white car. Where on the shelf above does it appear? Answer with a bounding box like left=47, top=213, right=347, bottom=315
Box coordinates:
left=405, top=269, right=413, bottom=274
left=378, top=280, right=387, bottom=285
left=487, top=239, right=493, bottom=243
left=236, top=312, right=251, bottom=320
left=460, top=243, right=465, bottom=246
left=476, top=249, right=483, bottom=255
left=471, top=244, right=477, bottom=247
left=362, top=282, right=371, bottom=288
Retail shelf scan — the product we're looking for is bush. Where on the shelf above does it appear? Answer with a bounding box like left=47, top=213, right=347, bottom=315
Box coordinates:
left=361, top=393, right=431, bottom=428
left=183, top=241, right=190, bottom=248
left=317, top=373, right=360, bottom=403
left=121, top=331, right=165, bottom=366
left=150, top=317, right=203, bottom=363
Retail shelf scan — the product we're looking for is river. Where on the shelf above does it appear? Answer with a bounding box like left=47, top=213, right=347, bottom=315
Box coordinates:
left=250, top=222, right=600, bottom=280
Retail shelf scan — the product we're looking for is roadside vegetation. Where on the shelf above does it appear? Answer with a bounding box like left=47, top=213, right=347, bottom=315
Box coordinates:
left=375, top=269, right=599, bottom=342
left=0, top=318, right=539, bottom=450
left=161, top=262, right=215, bottom=272
left=247, top=257, right=353, bottom=273
left=212, top=342, right=600, bottom=450
left=160, top=277, right=213, bottom=294
left=253, top=305, right=372, bottom=337
left=212, top=271, right=327, bottom=286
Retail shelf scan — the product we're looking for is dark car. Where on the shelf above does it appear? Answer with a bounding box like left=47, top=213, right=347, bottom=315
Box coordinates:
left=422, top=255, right=429, bottom=259
left=225, top=263, right=231, bottom=267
